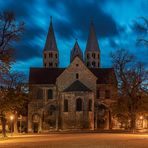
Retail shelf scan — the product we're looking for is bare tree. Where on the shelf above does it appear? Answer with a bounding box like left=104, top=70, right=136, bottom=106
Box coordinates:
left=0, top=71, right=28, bottom=137
left=0, top=11, right=24, bottom=72
left=134, top=17, right=148, bottom=46
left=111, top=49, right=148, bottom=132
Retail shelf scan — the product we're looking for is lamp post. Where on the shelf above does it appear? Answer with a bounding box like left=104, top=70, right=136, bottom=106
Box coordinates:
left=10, top=115, right=14, bottom=136
left=140, top=116, right=143, bottom=129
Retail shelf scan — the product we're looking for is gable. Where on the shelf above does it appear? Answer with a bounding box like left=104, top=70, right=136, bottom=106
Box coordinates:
left=56, top=57, right=97, bottom=92
left=63, top=80, right=92, bottom=92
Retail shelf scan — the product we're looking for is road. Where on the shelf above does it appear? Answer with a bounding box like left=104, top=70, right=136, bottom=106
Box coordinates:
left=0, top=133, right=148, bottom=148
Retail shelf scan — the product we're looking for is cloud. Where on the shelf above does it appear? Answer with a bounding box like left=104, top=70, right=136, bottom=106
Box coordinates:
left=0, top=0, right=148, bottom=72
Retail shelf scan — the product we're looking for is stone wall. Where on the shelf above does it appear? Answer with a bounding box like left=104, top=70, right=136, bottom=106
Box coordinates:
left=60, top=91, right=94, bottom=130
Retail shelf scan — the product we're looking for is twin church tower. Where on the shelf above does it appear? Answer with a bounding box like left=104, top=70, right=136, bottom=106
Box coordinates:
left=43, top=17, right=100, bottom=68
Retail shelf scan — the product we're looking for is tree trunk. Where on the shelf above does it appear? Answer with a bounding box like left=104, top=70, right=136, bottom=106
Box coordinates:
left=13, top=111, right=18, bottom=134
left=0, top=114, right=7, bottom=137
left=109, top=110, right=112, bottom=130
left=130, top=113, right=136, bottom=133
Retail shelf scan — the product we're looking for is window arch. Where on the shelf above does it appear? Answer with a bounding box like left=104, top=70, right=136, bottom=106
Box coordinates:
left=37, top=88, right=43, bottom=99
left=92, top=61, right=96, bottom=67
left=87, top=62, right=90, bottom=67
left=76, top=98, right=83, bottom=111
left=76, top=73, right=79, bottom=79
left=48, top=89, right=53, bottom=99
left=64, top=99, right=68, bottom=112
left=48, top=105, right=56, bottom=116
left=88, top=100, right=92, bottom=111
left=87, top=53, right=90, bottom=59
left=105, top=90, right=110, bottom=99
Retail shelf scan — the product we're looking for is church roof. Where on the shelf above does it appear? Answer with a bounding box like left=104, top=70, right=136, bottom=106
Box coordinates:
left=44, top=17, right=58, bottom=51
left=85, top=20, right=100, bottom=52
left=29, top=68, right=64, bottom=84
left=70, top=41, right=83, bottom=62
left=29, top=68, right=116, bottom=85
left=63, top=80, right=91, bottom=92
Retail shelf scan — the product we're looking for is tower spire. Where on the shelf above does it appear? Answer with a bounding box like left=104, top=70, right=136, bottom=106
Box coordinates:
left=70, top=40, right=83, bottom=62
left=43, top=17, right=59, bottom=68
left=44, top=16, right=58, bottom=51
left=85, top=19, right=100, bottom=52
left=85, top=19, right=100, bottom=68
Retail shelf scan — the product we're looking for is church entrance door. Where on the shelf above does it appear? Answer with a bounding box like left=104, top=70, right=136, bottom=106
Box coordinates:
left=33, top=123, right=39, bottom=133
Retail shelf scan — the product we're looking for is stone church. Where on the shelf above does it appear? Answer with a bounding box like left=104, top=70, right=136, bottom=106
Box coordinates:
left=28, top=18, right=118, bottom=133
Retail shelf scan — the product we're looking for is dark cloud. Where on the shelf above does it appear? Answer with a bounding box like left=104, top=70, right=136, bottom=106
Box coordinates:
left=0, top=0, right=147, bottom=70
left=4, top=0, right=119, bottom=62
left=52, top=0, right=119, bottom=40
left=109, top=39, right=118, bottom=48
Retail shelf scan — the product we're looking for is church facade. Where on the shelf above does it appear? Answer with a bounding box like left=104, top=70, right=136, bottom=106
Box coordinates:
left=28, top=18, right=118, bottom=133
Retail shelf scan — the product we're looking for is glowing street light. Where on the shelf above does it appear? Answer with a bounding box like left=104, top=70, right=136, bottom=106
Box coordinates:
left=140, top=116, right=143, bottom=120
left=10, top=115, right=14, bottom=136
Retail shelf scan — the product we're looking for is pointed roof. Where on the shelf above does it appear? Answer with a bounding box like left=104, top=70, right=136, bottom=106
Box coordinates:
left=70, top=40, right=83, bottom=62
left=85, top=20, right=100, bottom=52
left=44, top=17, right=58, bottom=51
left=63, top=80, right=92, bottom=92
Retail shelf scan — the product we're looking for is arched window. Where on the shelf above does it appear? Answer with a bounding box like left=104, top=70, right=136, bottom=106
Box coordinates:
left=87, top=53, right=90, bottom=59
left=105, top=90, right=110, bottom=99
left=48, top=89, right=53, bottom=99
left=76, top=98, right=82, bottom=111
left=49, top=63, right=53, bottom=67
left=37, top=88, right=43, bottom=99
left=44, top=53, right=46, bottom=59
left=98, top=53, right=99, bottom=58
left=48, top=105, right=56, bottom=116
left=55, top=53, right=58, bottom=58
left=98, top=62, right=100, bottom=67
left=92, top=53, right=96, bottom=59
left=76, top=73, right=79, bottom=79
left=87, top=62, right=90, bottom=67
left=96, top=89, right=100, bottom=99
left=49, top=53, right=53, bottom=58
left=88, top=100, right=92, bottom=111
left=64, top=99, right=68, bottom=112
left=92, top=61, right=96, bottom=67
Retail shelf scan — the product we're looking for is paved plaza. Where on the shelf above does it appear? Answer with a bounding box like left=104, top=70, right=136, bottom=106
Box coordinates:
left=0, top=133, right=148, bottom=148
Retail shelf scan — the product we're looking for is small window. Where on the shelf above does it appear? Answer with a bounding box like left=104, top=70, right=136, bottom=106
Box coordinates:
left=92, top=61, right=96, bottom=67
left=87, top=62, right=90, bottom=67
left=92, top=53, right=96, bottom=59
left=44, top=63, right=46, bottom=67
left=44, top=53, right=46, bottom=59
left=88, top=100, right=92, bottom=111
left=98, top=62, right=100, bottom=67
left=48, top=105, right=56, bottom=115
left=64, top=99, right=68, bottom=112
left=98, top=53, right=99, bottom=58
left=55, top=63, right=57, bottom=67
left=76, top=98, right=82, bottom=111
left=49, top=63, right=53, bottom=67
left=48, top=89, right=53, bottom=99
left=96, top=90, right=100, bottom=99
left=105, top=90, right=110, bottom=99
left=49, top=53, right=53, bottom=58
left=76, top=73, right=79, bottom=79
left=55, top=54, right=58, bottom=58
left=87, top=53, right=90, bottom=59
left=37, top=88, right=43, bottom=99
left=76, top=64, right=79, bottom=67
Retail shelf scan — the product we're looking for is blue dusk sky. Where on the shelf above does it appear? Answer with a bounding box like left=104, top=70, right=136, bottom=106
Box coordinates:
left=0, top=0, right=148, bottom=75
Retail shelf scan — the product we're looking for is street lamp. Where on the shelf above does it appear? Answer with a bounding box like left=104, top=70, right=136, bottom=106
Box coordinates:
left=140, top=116, right=143, bottom=129
left=10, top=115, right=14, bottom=136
